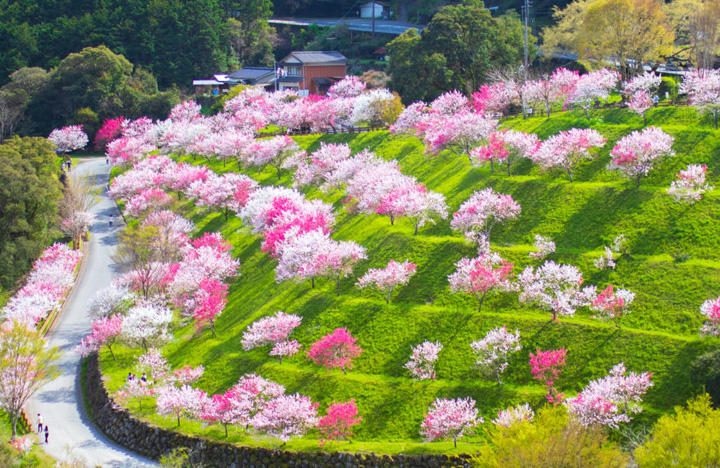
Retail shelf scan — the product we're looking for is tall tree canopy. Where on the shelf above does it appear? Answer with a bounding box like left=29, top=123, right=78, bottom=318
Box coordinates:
left=0, top=136, right=63, bottom=288
left=542, top=0, right=675, bottom=76
left=0, top=0, right=275, bottom=88
left=387, top=0, right=530, bottom=102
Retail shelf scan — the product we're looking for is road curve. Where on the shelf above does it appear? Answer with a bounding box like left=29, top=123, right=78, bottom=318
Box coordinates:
left=27, top=158, right=156, bottom=467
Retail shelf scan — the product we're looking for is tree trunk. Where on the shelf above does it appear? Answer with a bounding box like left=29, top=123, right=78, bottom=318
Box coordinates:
left=224, top=208, right=229, bottom=221
left=107, top=343, right=116, bottom=361
left=336, top=278, right=341, bottom=296
left=636, top=173, right=642, bottom=187
left=584, top=107, right=590, bottom=120
left=311, top=277, right=315, bottom=289
left=11, top=415, right=17, bottom=439
left=414, top=222, right=419, bottom=236
left=496, top=369, right=502, bottom=386
left=567, top=169, right=573, bottom=183
left=507, top=159, right=512, bottom=176
left=490, top=159, right=494, bottom=174
left=224, top=423, right=229, bottom=438
left=478, top=291, right=487, bottom=313
left=453, top=436, right=457, bottom=448
left=390, top=215, right=394, bottom=225
left=177, top=414, right=181, bottom=427
left=210, top=324, right=216, bottom=338
left=142, top=338, right=148, bottom=351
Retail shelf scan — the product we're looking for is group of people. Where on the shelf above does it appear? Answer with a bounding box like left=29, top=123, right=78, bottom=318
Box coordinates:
left=126, top=372, right=147, bottom=383
left=36, top=413, right=49, bottom=444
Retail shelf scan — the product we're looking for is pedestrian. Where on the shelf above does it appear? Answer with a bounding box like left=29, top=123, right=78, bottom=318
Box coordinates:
left=140, top=373, right=147, bottom=383
left=653, top=94, right=659, bottom=107
left=37, top=413, right=43, bottom=433
left=44, top=426, right=49, bottom=444
left=105, top=156, right=109, bottom=165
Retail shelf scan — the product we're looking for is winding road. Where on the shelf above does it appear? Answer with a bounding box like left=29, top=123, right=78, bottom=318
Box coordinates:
left=27, top=159, right=155, bottom=467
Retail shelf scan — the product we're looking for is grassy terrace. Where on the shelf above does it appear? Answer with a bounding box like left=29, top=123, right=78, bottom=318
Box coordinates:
left=101, top=106, right=720, bottom=454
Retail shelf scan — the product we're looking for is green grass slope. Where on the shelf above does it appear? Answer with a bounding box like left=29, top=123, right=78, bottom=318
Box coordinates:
left=101, top=106, right=720, bottom=454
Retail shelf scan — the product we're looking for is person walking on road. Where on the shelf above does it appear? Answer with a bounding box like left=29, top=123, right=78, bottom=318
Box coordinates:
left=44, top=426, right=49, bottom=444
left=37, top=413, right=43, bottom=433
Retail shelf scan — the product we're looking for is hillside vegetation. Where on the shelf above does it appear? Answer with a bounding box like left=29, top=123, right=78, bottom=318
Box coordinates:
left=101, top=105, right=720, bottom=454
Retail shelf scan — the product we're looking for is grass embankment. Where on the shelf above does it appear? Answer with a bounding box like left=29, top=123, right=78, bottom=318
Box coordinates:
left=101, top=106, right=720, bottom=454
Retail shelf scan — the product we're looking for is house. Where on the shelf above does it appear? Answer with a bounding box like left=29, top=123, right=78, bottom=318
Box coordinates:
left=276, top=51, right=348, bottom=96
left=192, top=67, right=275, bottom=95
left=359, top=1, right=385, bottom=19
left=228, top=67, right=275, bottom=87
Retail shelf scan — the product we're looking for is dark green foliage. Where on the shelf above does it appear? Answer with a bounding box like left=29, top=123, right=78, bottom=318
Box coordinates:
left=0, top=136, right=62, bottom=288
left=387, top=1, right=532, bottom=102
left=0, top=0, right=276, bottom=89
left=22, top=46, right=180, bottom=136
left=691, top=350, right=720, bottom=406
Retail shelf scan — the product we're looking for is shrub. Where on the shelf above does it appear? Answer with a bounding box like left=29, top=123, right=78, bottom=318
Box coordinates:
left=473, top=405, right=629, bottom=467
left=659, top=76, right=679, bottom=103
left=690, top=350, right=720, bottom=406
left=634, top=394, right=720, bottom=467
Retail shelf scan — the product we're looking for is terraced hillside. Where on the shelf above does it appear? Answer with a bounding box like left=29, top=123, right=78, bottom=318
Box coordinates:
left=101, top=106, right=720, bottom=454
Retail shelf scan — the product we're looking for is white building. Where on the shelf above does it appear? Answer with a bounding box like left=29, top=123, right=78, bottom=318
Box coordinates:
left=359, top=2, right=384, bottom=19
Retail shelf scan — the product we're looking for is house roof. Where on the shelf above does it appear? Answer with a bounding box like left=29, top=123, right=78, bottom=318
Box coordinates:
left=278, top=76, right=303, bottom=83
left=229, top=67, right=274, bottom=81
left=192, top=79, right=223, bottom=86
left=280, top=51, right=347, bottom=66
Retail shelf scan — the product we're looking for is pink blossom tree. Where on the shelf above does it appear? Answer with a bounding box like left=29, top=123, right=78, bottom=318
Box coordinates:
left=448, top=253, right=514, bottom=313
left=680, top=69, right=720, bottom=128
left=94, top=117, right=127, bottom=150
left=470, top=129, right=539, bottom=175
left=284, top=142, right=352, bottom=188
left=518, top=261, right=595, bottom=320
left=668, top=164, right=713, bottom=203
left=492, top=403, right=534, bottom=427
left=623, top=72, right=661, bottom=124
left=318, top=400, right=362, bottom=445
left=76, top=314, right=124, bottom=360
left=389, top=102, right=428, bottom=135
left=472, top=82, right=513, bottom=116
left=242, top=136, right=301, bottom=176
left=699, top=297, right=720, bottom=336
left=307, top=328, right=362, bottom=373
left=230, top=373, right=286, bottom=428
left=627, top=91, right=653, bottom=124
left=421, top=111, right=498, bottom=162
left=269, top=339, right=302, bottom=362
left=404, top=341, right=443, bottom=380
left=250, top=393, right=319, bottom=442
left=566, top=362, right=653, bottom=428
left=530, top=348, right=567, bottom=404
left=356, top=260, right=417, bottom=303
left=590, top=285, right=635, bottom=327
left=200, top=390, right=244, bottom=437
left=155, top=384, right=206, bottom=426
left=314, top=237, right=367, bottom=295
left=451, top=188, right=521, bottom=244
left=48, top=125, right=89, bottom=154
left=420, top=397, right=481, bottom=447
left=532, top=128, right=606, bottom=182
left=470, top=326, right=522, bottom=385
left=327, top=76, right=367, bottom=98
left=608, top=127, right=674, bottom=186
left=191, top=279, right=228, bottom=337
left=188, top=172, right=258, bottom=219
left=376, top=183, right=448, bottom=234
left=121, top=303, right=173, bottom=350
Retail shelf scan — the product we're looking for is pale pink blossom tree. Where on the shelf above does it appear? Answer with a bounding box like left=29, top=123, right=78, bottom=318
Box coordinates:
left=492, top=403, right=534, bottom=427
left=389, top=102, right=428, bottom=135
left=284, top=142, right=352, bottom=188
left=470, top=326, right=522, bottom=385
left=327, top=76, right=367, bottom=98
left=627, top=91, right=654, bottom=124
left=567, top=69, right=620, bottom=119
left=566, top=362, right=653, bottom=428
left=155, top=384, right=207, bottom=426
left=680, top=69, right=720, bottom=128
left=529, top=235, right=556, bottom=260
left=530, top=348, right=567, bottom=404
left=48, top=125, right=89, bottom=154
left=532, top=128, right=606, bottom=182
left=421, top=111, right=498, bottom=162
left=470, top=129, right=539, bottom=175
left=451, top=188, right=521, bottom=244
left=356, top=260, right=417, bottom=303
left=518, top=261, right=595, bottom=320
left=314, top=237, right=367, bottom=295
left=241, top=311, right=302, bottom=355
left=121, top=303, right=173, bottom=350
left=188, top=172, right=258, bottom=219
left=230, top=373, right=286, bottom=427
left=429, top=91, right=471, bottom=115
left=307, top=328, right=362, bottom=373
left=250, top=393, right=319, bottom=442
left=624, top=72, right=661, bottom=124
left=242, top=136, right=301, bottom=176
left=699, top=297, right=720, bottom=336
left=376, top=183, right=448, bottom=234
left=420, top=397, right=481, bottom=447
left=667, top=164, right=713, bottom=203
left=448, top=253, right=514, bottom=313
left=608, top=127, right=674, bottom=186
left=590, top=285, right=635, bottom=327
left=200, top=391, right=244, bottom=437
left=404, top=341, right=443, bottom=380
left=317, top=400, right=362, bottom=445
left=269, top=340, right=302, bottom=362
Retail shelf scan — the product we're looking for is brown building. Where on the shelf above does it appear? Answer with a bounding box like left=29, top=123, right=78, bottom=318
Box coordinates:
left=277, top=51, right=347, bottom=96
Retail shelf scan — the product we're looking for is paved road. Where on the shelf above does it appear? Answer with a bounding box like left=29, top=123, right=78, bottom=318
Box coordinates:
left=27, top=159, right=156, bottom=467
left=269, top=17, right=424, bottom=35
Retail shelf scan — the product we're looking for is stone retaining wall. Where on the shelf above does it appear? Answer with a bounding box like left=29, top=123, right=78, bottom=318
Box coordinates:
left=84, top=352, right=472, bottom=468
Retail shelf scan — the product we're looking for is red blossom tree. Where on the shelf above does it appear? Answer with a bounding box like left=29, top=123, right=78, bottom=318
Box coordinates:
left=307, top=328, right=362, bottom=373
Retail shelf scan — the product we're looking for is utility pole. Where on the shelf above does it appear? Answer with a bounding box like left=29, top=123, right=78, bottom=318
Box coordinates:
left=372, top=2, right=376, bottom=37
left=522, top=0, right=530, bottom=70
